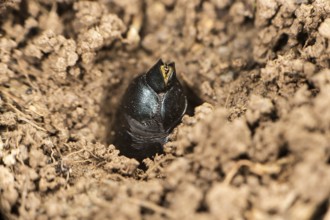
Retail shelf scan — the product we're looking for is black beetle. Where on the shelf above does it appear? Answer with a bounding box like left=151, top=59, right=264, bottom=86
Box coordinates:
left=113, top=59, right=187, bottom=161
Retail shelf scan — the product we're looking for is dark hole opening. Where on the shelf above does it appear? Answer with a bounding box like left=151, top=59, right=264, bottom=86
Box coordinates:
left=311, top=199, right=329, bottom=220
left=0, top=209, right=5, bottom=220
left=196, top=199, right=209, bottom=213
left=278, top=143, right=290, bottom=158
left=273, top=33, right=289, bottom=52
left=297, top=31, right=309, bottom=46
left=183, top=82, right=204, bottom=116
left=10, top=202, right=19, bottom=217
left=11, top=0, right=29, bottom=26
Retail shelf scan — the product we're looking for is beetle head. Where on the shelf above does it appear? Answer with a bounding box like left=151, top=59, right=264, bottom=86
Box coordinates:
left=146, top=59, right=176, bottom=93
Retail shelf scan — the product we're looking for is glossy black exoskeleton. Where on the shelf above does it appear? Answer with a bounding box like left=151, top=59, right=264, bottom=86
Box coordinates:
left=113, top=59, right=187, bottom=161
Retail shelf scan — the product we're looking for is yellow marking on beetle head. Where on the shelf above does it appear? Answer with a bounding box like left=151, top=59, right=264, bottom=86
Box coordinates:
left=160, top=64, right=173, bottom=86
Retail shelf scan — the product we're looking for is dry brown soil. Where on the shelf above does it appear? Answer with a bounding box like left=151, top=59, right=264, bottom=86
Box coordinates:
left=0, top=0, right=330, bottom=219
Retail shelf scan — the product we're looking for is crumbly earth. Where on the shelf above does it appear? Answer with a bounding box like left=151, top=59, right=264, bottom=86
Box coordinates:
left=0, top=0, right=330, bottom=219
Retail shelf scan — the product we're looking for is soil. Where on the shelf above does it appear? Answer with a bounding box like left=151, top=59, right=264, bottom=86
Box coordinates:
left=0, top=0, right=330, bottom=219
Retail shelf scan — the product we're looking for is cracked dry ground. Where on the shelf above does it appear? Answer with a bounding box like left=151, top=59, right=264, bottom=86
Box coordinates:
left=1, top=0, right=330, bottom=220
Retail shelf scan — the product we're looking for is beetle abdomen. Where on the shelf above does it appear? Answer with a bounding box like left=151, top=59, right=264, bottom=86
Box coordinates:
left=114, top=112, right=168, bottom=161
